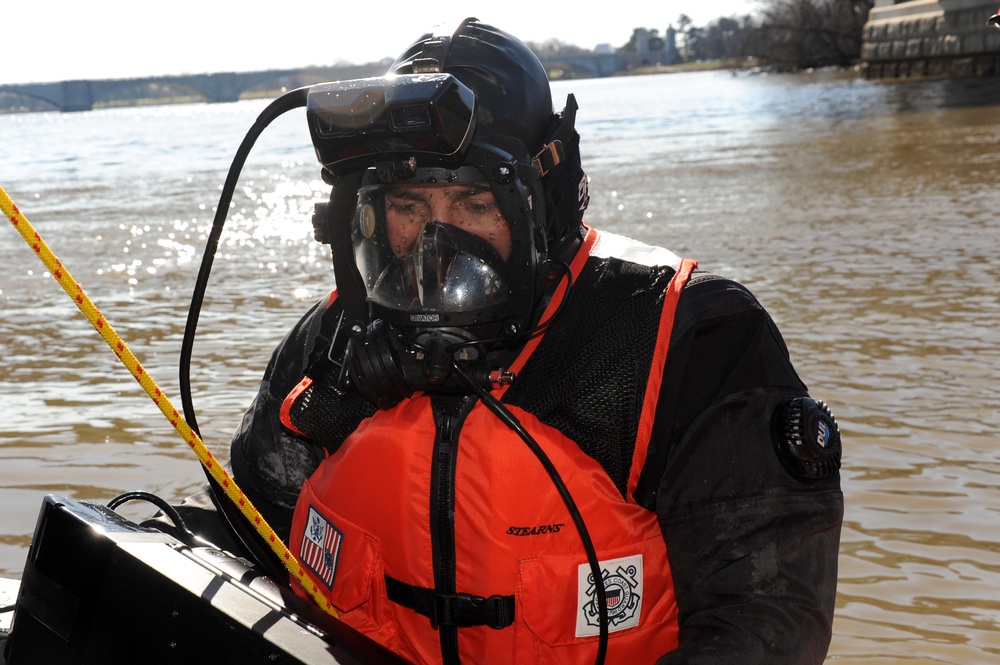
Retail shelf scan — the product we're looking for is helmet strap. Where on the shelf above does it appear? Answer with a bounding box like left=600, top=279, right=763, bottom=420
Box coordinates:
left=532, top=94, right=578, bottom=177
left=538, top=95, right=589, bottom=255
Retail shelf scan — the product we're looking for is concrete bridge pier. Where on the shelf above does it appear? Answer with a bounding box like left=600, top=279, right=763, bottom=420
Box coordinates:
left=202, top=72, right=243, bottom=103
left=62, top=81, right=94, bottom=112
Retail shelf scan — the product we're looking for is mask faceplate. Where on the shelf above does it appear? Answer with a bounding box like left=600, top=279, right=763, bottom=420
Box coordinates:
left=363, top=219, right=508, bottom=316
left=352, top=179, right=516, bottom=332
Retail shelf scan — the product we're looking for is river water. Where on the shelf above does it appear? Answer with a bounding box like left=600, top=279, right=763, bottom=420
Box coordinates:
left=2, top=69, right=1000, bottom=663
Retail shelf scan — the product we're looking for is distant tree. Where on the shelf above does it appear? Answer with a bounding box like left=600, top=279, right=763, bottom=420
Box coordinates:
left=649, top=30, right=665, bottom=52
left=677, top=14, right=693, bottom=36
left=739, top=0, right=874, bottom=69
left=535, top=0, right=871, bottom=73
left=677, top=14, right=694, bottom=59
left=620, top=28, right=664, bottom=53
left=685, top=27, right=706, bottom=60
left=691, top=17, right=747, bottom=61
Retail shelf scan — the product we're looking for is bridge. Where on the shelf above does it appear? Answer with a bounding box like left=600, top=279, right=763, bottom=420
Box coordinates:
left=540, top=53, right=626, bottom=78
left=1, top=54, right=640, bottom=113
left=0, top=64, right=386, bottom=112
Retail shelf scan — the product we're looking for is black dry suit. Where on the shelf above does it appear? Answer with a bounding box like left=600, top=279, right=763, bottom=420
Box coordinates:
left=227, top=227, right=843, bottom=664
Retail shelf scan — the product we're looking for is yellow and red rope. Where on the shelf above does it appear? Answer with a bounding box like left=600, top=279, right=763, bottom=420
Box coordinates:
left=1, top=184, right=337, bottom=619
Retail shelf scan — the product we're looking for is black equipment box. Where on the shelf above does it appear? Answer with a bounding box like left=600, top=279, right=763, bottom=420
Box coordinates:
left=4, top=495, right=407, bottom=664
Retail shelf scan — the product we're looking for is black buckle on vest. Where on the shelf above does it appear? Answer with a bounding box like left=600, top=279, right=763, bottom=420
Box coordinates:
left=385, top=574, right=514, bottom=630
left=431, top=592, right=513, bottom=630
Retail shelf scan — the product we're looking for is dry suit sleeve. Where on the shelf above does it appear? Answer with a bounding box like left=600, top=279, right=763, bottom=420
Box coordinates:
left=646, top=276, right=843, bottom=665
left=228, top=297, right=330, bottom=541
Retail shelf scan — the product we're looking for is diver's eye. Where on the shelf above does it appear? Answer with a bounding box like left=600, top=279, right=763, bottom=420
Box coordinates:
left=386, top=198, right=430, bottom=220
left=459, top=200, right=499, bottom=216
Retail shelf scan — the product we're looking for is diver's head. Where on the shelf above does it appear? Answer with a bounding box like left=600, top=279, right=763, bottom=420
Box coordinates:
left=310, top=17, right=588, bottom=337
left=306, top=18, right=588, bottom=405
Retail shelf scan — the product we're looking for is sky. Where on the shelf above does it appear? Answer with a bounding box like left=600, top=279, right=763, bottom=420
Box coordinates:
left=3, top=1, right=759, bottom=85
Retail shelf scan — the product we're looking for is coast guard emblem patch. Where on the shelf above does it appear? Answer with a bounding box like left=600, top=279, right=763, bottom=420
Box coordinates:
left=300, top=506, right=343, bottom=588
left=576, top=554, right=643, bottom=637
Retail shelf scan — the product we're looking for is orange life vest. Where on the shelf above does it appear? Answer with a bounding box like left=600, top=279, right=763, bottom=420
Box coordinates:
left=288, top=227, right=696, bottom=664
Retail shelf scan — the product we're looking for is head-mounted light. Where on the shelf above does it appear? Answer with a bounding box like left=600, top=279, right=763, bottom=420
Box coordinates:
left=307, top=73, right=477, bottom=175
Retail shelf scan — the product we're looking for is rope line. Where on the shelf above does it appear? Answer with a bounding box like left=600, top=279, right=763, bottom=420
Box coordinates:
left=1, top=184, right=337, bottom=619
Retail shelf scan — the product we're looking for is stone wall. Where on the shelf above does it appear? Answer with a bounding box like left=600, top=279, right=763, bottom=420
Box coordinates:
left=861, top=0, right=1000, bottom=78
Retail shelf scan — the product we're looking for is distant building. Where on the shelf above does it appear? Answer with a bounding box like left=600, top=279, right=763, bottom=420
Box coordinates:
left=664, top=24, right=681, bottom=64
left=636, top=28, right=651, bottom=56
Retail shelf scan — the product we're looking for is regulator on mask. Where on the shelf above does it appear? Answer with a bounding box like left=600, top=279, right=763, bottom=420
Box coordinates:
left=337, top=177, right=519, bottom=409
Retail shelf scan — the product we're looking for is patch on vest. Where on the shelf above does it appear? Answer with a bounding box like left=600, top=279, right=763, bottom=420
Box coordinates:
left=576, top=554, right=643, bottom=637
left=300, top=506, right=344, bottom=588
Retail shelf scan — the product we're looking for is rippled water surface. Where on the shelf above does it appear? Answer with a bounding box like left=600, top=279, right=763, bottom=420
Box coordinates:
left=3, top=69, right=1000, bottom=663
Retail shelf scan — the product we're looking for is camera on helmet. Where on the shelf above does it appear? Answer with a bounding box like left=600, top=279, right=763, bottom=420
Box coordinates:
left=306, top=74, right=478, bottom=175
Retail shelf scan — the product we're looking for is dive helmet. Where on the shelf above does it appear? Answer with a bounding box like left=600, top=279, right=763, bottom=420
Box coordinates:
left=305, top=18, right=588, bottom=405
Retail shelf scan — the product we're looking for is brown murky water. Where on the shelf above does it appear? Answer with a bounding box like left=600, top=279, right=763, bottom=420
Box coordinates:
left=3, top=69, right=1000, bottom=663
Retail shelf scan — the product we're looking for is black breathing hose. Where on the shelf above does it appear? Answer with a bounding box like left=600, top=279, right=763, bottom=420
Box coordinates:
left=177, top=87, right=312, bottom=583
left=179, top=86, right=311, bottom=435
left=451, top=362, right=609, bottom=665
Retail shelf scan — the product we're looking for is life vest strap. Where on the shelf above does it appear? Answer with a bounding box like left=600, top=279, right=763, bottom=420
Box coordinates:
left=384, top=574, right=515, bottom=630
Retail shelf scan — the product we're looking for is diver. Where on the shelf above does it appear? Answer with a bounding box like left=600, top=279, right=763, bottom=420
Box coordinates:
left=207, top=17, right=843, bottom=665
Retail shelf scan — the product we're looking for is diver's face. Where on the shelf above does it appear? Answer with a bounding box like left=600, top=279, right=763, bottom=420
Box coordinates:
left=383, top=183, right=512, bottom=260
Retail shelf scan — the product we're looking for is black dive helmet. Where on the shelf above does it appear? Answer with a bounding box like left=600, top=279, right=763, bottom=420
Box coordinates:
left=307, top=18, right=588, bottom=406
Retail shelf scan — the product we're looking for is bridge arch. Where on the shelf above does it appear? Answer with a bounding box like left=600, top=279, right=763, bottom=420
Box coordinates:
left=0, top=90, right=61, bottom=113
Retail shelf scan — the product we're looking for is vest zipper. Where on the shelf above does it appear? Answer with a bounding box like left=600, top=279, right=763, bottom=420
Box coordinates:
left=430, top=394, right=474, bottom=665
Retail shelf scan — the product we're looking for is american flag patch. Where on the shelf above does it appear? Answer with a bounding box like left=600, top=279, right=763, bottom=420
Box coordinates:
left=300, top=506, right=343, bottom=588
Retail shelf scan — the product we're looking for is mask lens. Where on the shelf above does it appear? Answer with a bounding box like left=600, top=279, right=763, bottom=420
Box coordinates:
left=352, top=185, right=509, bottom=319
left=372, top=222, right=507, bottom=312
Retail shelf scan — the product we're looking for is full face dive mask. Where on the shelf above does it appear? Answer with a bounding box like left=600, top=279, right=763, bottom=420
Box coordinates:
left=306, top=73, right=545, bottom=407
